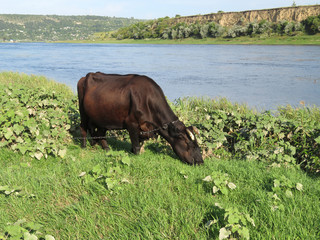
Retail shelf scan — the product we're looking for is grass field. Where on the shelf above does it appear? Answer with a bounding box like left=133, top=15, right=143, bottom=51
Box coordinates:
left=0, top=72, right=320, bottom=239
left=1, top=144, right=320, bottom=239
left=59, top=33, right=320, bottom=45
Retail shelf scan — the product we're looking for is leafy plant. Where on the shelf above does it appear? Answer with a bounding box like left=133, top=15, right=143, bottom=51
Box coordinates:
left=172, top=97, right=320, bottom=173
left=206, top=203, right=255, bottom=240
left=0, top=73, right=78, bottom=160
left=79, top=151, right=131, bottom=192
left=268, top=176, right=303, bottom=211
left=0, top=185, right=22, bottom=196
left=203, top=171, right=236, bottom=195
left=0, top=219, right=55, bottom=240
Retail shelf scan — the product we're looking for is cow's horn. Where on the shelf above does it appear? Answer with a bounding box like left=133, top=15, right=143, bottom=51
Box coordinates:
left=192, top=126, right=200, bottom=135
left=186, top=129, right=195, bottom=141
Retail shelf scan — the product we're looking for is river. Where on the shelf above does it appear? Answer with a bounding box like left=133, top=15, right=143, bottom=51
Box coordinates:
left=0, top=43, right=319, bottom=110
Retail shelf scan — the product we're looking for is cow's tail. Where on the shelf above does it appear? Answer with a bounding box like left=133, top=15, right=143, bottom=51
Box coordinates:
left=77, top=73, right=93, bottom=142
left=77, top=72, right=92, bottom=111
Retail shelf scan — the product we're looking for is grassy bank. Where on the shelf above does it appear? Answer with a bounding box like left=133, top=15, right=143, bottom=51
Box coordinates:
left=59, top=33, right=320, bottom=45
left=1, top=72, right=320, bottom=239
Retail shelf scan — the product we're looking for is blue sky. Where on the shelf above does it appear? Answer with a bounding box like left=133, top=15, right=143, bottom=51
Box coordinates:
left=1, top=0, right=319, bottom=19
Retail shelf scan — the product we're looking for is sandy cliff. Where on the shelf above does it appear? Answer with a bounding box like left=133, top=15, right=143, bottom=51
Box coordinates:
left=174, top=5, right=320, bottom=26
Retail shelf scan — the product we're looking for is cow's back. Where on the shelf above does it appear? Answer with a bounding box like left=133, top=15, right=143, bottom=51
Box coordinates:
left=78, top=72, right=175, bottom=130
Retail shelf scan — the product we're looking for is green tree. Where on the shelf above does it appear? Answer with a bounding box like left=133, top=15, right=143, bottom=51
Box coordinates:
left=302, top=15, right=320, bottom=34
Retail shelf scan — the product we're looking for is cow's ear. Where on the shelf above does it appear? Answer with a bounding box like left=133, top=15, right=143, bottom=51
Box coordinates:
left=168, top=122, right=180, bottom=137
left=140, top=121, right=153, bottom=132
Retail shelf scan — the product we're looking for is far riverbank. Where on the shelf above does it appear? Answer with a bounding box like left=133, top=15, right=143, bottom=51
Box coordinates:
left=56, top=34, right=320, bottom=45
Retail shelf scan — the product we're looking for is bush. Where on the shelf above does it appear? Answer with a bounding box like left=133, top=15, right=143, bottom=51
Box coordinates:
left=172, top=97, right=320, bottom=173
left=227, top=25, right=247, bottom=38
left=0, top=72, right=78, bottom=160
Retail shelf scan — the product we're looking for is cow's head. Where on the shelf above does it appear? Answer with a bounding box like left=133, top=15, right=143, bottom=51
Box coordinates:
left=166, top=121, right=203, bottom=165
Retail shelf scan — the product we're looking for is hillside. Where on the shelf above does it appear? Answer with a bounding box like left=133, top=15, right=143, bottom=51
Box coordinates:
left=110, top=5, right=320, bottom=41
left=0, top=14, right=143, bottom=42
left=174, top=5, right=320, bottom=26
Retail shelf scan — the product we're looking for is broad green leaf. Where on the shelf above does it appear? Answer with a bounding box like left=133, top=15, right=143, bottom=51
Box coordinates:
left=0, top=185, right=9, bottom=191
left=34, top=152, right=43, bottom=160
left=228, top=214, right=240, bottom=224
left=16, top=137, right=24, bottom=143
left=24, top=232, right=38, bottom=240
left=14, top=218, right=27, bottom=226
left=5, top=225, right=24, bottom=237
left=285, top=189, right=293, bottom=198
left=215, top=202, right=223, bottom=209
left=202, top=175, right=212, bottom=182
left=4, top=128, right=13, bottom=140
left=219, top=227, right=231, bottom=240
left=58, top=149, right=67, bottom=158
left=272, top=193, right=280, bottom=201
left=45, top=235, right=56, bottom=240
left=13, top=124, right=24, bottom=135
left=121, top=178, right=130, bottom=184
left=25, top=222, right=43, bottom=231
left=19, top=146, right=29, bottom=155
left=227, top=182, right=236, bottom=190
left=0, top=141, right=8, bottom=147
left=212, top=186, right=220, bottom=194
left=5, top=189, right=14, bottom=195
left=296, top=183, right=303, bottom=191
left=314, top=136, right=320, bottom=144
left=92, top=164, right=102, bottom=174
left=273, top=179, right=280, bottom=188
left=238, top=227, right=250, bottom=240
left=105, top=178, right=117, bottom=190
left=121, top=156, right=131, bottom=166
left=220, top=187, right=229, bottom=195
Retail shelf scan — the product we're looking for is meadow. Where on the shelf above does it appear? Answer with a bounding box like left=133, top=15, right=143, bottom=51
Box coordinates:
left=61, top=33, right=320, bottom=45
left=0, top=72, right=319, bottom=239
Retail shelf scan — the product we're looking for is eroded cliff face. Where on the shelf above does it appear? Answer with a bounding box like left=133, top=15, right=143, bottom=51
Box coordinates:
left=174, top=5, right=320, bottom=26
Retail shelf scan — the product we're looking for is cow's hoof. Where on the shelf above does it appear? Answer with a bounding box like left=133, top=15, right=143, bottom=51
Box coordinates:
left=103, top=146, right=110, bottom=151
left=131, top=147, right=141, bottom=155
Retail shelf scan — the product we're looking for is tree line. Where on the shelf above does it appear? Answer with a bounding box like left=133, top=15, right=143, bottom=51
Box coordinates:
left=0, top=15, right=143, bottom=42
left=111, top=14, right=320, bottom=40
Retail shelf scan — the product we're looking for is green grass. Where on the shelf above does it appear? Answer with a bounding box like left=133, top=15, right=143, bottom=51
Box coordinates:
left=1, top=144, right=319, bottom=239
left=59, top=33, right=320, bottom=45
left=1, top=72, right=320, bottom=239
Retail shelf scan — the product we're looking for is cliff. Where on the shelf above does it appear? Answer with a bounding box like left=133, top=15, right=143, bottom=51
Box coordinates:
left=174, top=5, right=320, bottom=26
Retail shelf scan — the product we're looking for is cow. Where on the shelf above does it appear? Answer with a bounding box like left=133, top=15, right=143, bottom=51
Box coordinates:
left=77, top=72, right=203, bottom=165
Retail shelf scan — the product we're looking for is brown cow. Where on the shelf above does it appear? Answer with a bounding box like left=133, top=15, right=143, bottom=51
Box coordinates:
left=77, top=72, right=203, bottom=165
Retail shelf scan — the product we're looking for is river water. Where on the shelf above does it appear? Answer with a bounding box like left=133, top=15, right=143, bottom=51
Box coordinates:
left=0, top=43, right=319, bottom=110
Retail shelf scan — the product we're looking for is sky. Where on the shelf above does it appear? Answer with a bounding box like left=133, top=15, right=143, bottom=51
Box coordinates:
left=0, top=0, right=319, bottom=19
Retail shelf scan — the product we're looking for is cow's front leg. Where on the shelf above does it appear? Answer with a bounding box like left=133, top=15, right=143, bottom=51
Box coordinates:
left=127, top=125, right=141, bottom=154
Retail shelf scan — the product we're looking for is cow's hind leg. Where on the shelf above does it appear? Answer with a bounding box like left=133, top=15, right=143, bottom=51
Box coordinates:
left=95, top=128, right=109, bottom=151
left=79, top=116, right=88, bottom=148
left=88, top=122, right=99, bottom=146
